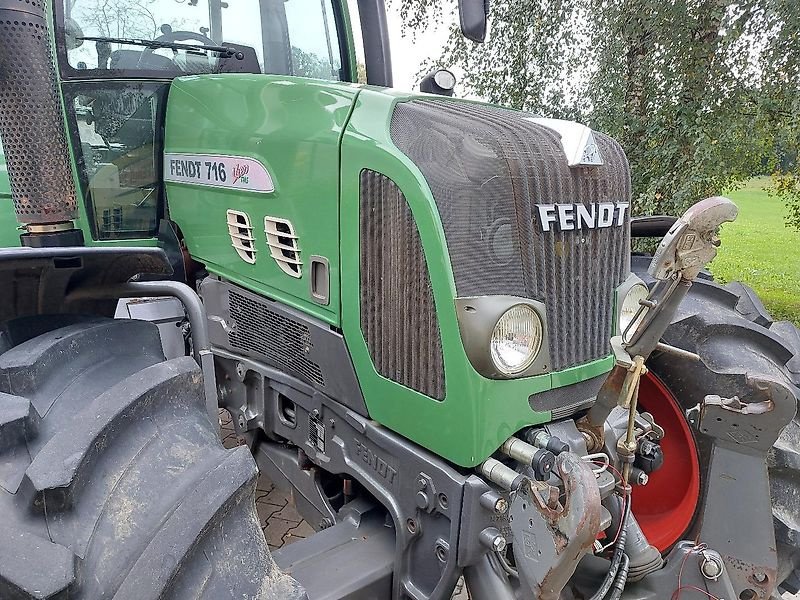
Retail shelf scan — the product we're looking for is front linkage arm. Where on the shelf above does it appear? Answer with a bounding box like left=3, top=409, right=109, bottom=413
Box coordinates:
left=584, top=195, right=739, bottom=449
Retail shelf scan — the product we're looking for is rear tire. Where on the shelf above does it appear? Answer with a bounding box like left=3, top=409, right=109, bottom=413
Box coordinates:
left=632, top=257, right=800, bottom=594
left=0, top=317, right=305, bottom=599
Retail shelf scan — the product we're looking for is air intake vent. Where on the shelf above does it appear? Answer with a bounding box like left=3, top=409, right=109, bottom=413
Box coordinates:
left=228, top=289, right=324, bottom=386
left=265, top=216, right=302, bottom=277
left=359, top=170, right=445, bottom=400
left=226, top=209, right=257, bottom=264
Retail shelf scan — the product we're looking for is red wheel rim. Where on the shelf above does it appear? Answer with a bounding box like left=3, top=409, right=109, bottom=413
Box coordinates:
left=630, top=372, right=701, bottom=552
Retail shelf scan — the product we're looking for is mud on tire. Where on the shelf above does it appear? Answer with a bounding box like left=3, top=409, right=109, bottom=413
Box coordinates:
left=0, top=317, right=304, bottom=599
left=632, top=257, right=800, bottom=595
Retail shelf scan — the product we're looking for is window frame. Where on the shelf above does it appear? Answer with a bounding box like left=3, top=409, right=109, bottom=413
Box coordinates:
left=54, top=0, right=355, bottom=82
left=62, top=80, right=169, bottom=241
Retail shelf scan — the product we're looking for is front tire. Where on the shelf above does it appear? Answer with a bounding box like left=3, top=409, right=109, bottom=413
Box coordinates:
left=0, top=317, right=305, bottom=599
left=633, top=257, right=800, bottom=595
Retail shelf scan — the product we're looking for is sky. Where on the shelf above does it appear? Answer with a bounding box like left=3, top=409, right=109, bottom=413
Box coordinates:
left=384, top=3, right=451, bottom=92
left=346, top=0, right=453, bottom=92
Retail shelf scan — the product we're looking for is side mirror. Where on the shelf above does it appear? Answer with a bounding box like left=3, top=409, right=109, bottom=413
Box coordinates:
left=458, top=0, right=488, bottom=43
left=419, top=69, right=456, bottom=96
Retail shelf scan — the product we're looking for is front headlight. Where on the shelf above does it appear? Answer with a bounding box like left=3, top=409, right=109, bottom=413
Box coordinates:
left=619, top=283, right=649, bottom=340
left=490, top=304, right=544, bottom=375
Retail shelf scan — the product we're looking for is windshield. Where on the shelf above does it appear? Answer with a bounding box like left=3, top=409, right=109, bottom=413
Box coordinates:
left=61, top=0, right=347, bottom=80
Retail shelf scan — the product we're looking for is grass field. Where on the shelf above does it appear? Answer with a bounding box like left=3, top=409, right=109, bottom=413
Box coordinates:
left=710, top=177, right=800, bottom=326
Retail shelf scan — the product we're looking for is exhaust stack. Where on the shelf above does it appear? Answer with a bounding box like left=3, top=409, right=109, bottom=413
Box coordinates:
left=0, top=0, right=83, bottom=246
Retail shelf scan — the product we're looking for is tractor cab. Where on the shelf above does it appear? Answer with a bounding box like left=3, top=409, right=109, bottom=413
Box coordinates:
left=55, top=0, right=353, bottom=241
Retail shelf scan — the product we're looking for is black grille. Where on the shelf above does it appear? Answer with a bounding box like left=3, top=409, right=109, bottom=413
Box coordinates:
left=390, top=100, right=631, bottom=371
left=227, top=290, right=324, bottom=386
left=360, top=170, right=445, bottom=400
left=529, top=372, right=607, bottom=419
left=0, top=0, right=77, bottom=223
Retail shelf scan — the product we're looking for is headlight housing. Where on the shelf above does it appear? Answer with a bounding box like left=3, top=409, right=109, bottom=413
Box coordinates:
left=490, top=304, right=544, bottom=375
left=619, top=283, right=649, bottom=340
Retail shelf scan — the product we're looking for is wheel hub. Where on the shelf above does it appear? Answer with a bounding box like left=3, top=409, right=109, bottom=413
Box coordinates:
left=631, top=372, right=701, bottom=552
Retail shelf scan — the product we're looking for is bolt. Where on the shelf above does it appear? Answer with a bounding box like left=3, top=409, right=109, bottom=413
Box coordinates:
left=491, top=534, right=507, bottom=553
left=480, top=490, right=508, bottom=515
left=237, top=414, right=246, bottom=429
left=699, top=552, right=724, bottom=581
left=479, top=527, right=507, bottom=553
left=406, top=518, right=418, bottom=535
left=319, top=517, right=334, bottom=529
left=438, top=493, right=448, bottom=509
left=417, top=476, right=428, bottom=490
left=753, top=572, right=767, bottom=584
left=494, top=497, right=509, bottom=514
left=435, top=543, right=448, bottom=562
left=235, top=362, right=245, bottom=379
left=416, top=491, right=431, bottom=510
left=631, top=467, right=649, bottom=486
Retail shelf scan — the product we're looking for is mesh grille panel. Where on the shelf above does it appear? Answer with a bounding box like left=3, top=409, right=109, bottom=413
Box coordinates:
left=0, top=0, right=77, bottom=223
left=227, top=289, right=324, bottom=386
left=391, top=100, right=631, bottom=371
left=360, top=170, right=445, bottom=400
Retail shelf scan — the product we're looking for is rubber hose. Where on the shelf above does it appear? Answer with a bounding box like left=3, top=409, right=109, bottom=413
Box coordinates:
left=589, top=495, right=632, bottom=600
left=608, top=554, right=631, bottom=600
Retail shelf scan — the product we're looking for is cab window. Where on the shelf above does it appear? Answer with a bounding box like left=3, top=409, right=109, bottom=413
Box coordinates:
left=64, top=82, right=167, bottom=240
left=62, top=0, right=348, bottom=81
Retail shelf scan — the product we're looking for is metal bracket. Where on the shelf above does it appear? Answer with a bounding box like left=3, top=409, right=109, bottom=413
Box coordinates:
left=67, top=281, right=220, bottom=434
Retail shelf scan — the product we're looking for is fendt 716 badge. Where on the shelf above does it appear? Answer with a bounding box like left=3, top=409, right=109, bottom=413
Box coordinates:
left=536, top=202, right=629, bottom=232
left=164, top=153, right=275, bottom=194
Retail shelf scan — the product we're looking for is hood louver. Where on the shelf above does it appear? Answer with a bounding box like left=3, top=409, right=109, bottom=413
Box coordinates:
left=265, top=216, right=301, bottom=278
left=226, top=209, right=257, bottom=264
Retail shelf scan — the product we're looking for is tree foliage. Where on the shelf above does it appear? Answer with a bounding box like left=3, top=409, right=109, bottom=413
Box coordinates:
left=397, top=0, right=800, bottom=223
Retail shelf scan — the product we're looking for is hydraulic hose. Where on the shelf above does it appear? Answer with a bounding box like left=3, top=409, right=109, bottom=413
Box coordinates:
left=608, top=554, right=631, bottom=600
left=589, top=494, right=632, bottom=600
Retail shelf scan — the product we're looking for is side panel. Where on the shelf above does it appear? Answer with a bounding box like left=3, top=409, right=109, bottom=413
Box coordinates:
left=164, top=76, right=361, bottom=325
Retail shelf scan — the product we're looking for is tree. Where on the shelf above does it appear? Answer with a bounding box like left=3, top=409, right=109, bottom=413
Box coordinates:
left=291, top=46, right=337, bottom=80
left=397, top=0, right=800, bottom=224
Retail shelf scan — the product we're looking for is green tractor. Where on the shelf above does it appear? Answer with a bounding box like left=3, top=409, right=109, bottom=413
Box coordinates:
left=0, top=0, right=798, bottom=598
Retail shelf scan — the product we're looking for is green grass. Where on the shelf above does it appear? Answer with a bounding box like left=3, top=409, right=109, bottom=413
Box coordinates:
left=710, top=177, right=800, bottom=326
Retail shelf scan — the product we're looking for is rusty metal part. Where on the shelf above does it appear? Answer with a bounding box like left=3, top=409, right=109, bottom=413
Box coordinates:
left=510, top=452, right=602, bottom=600
left=576, top=415, right=605, bottom=453
left=704, top=394, right=773, bottom=416
left=649, top=196, right=739, bottom=282
left=583, top=364, right=629, bottom=450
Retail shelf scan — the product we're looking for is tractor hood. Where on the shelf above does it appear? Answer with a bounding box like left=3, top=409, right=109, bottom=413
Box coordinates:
left=162, top=77, right=630, bottom=465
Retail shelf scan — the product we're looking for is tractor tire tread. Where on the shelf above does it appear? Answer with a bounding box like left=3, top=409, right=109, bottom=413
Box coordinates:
left=0, top=316, right=304, bottom=600
left=632, top=269, right=800, bottom=594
